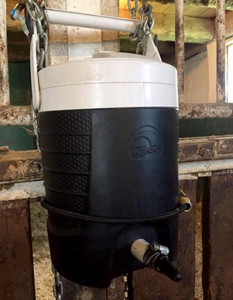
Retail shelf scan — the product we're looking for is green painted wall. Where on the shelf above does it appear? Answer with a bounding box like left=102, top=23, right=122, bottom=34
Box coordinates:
left=179, top=118, right=233, bottom=137
left=9, top=62, right=31, bottom=106
left=0, top=126, right=35, bottom=151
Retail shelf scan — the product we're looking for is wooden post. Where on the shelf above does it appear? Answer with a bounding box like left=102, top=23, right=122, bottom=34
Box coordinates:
left=0, top=199, right=35, bottom=300
left=175, top=0, right=185, bottom=104
left=216, top=0, right=226, bottom=103
left=0, top=0, right=10, bottom=106
left=206, top=172, right=233, bottom=299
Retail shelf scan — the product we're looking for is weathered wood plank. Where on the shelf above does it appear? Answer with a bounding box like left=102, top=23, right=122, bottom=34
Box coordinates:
left=179, top=102, right=233, bottom=119
left=207, top=172, right=233, bottom=299
left=2, top=136, right=233, bottom=185
left=107, top=277, right=124, bottom=299
left=216, top=0, right=226, bottom=103
left=133, top=179, right=197, bottom=300
left=179, top=141, right=215, bottom=162
left=175, top=0, right=185, bottom=104
left=151, top=0, right=233, bottom=11
left=0, top=158, right=42, bottom=183
left=0, top=0, right=10, bottom=105
left=0, top=199, right=35, bottom=300
left=120, top=9, right=215, bottom=44
left=0, top=105, right=33, bottom=126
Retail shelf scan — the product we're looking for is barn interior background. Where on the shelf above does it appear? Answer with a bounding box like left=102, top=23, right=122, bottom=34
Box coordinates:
left=1, top=0, right=233, bottom=299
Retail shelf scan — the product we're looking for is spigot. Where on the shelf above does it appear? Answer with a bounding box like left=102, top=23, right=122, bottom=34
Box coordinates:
left=131, top=239, right=181, bottom=282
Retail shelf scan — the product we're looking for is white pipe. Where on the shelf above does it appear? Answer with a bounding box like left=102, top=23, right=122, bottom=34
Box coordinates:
left=45, top=8, right=141, bottom=33
left=179, top=159, right=233, bottom=175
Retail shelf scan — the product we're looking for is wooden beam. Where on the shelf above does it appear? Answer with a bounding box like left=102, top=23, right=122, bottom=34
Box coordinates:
left=207, top=172, right=233, bottom=299
left=179, top=102, right=233, bottom=118
left=0, top=106, right=33, bottom=126
left=226, top=10, right=233, bottom=37
left=0, top=150, right=42, bottom=183
left=151, top=0, right=233, bottom=10
left=0, top=0, right=10, bottom=105
left=120, top=10, right=214, bottom=43
left=0, top=199, right=35, bottom=300
left=175, top=0, right=185, bottom=103
left=225, top=7, right=233, bottom=106
left=216, top=0, right=226, bottom=103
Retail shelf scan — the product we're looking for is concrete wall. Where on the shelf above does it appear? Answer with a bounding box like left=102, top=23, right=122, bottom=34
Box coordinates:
left=47, top=0, right=119, bottom=66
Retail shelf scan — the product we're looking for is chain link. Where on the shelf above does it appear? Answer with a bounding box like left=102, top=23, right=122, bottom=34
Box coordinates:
left=26, top=0, right=48, bottom=70
left=11, top=0, right=48, bottom=151
left=52, top=266, right=64, bottom=300
left=128, top=0, right=155, bottom=55
left=127, top=0, right=138, bottom=19
left=123, top=273, right=130, bottom=300
left=33, top=110, right=40, bottom=151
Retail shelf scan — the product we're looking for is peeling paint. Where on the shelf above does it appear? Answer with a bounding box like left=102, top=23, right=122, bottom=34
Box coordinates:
left=0, top=106, right=33, bottom=126
left=0, top=181, right=45, bottom=201
left=179, top=103, right=233, bottom=119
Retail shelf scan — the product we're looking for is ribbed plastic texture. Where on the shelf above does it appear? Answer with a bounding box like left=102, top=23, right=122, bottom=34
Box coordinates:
left=39, top=110, right=91, bottom=228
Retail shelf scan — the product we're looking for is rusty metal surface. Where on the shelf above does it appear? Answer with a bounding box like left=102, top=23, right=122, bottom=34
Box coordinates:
left=0, top=199, right=35, bottom=300
left=0, top=0, right=10, bottom=106
left=216, top=0, right=226, bottom=104
left=206, top=172, right=233, bottom=299
left=133, top=179, right=197, bottom=300
left=175, top=0, right=184, bottom=104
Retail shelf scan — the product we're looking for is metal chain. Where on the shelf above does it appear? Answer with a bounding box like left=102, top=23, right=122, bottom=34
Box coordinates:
left=11, top=0, right=48, bottom=151
left=26, top=0, right=47, bottom=152
left=33, top=110, right=40, bottom=151
left=123, top=273, right=130, bottom=300
left=12, top=0, right=48, bottom=70
left=26, top=0, right=48, bottom=70
left=52, top=266, right=64, bottom=300
left=127, top=0, right=138, bottom=19
left=128, top=0, right=155, bottom=55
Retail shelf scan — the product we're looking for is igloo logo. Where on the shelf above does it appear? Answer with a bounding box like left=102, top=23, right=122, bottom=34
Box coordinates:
left=129, top=126, right=163, bottom=160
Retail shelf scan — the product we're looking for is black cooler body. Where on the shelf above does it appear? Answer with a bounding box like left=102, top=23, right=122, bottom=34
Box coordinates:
left=38, top=54, right=180, bottom=287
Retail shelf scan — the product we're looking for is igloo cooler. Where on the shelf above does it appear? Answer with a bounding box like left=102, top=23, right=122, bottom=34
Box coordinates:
left=39, top=52, right=181, bottom=287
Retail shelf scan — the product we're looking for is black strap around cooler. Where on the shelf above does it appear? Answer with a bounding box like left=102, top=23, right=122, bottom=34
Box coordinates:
left=41, top=197, right=191, bottom=224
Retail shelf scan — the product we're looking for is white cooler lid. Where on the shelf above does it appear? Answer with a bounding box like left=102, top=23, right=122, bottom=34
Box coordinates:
left=39, top=52, right=178, bottom=111
left=39, top=52, right=177, bottom=88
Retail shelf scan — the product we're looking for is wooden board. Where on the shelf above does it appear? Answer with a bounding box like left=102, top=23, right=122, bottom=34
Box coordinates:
left=133, top=179, right=197, bottom=300
left=0, top=199, right=35, bottom=300
left=206, top=171, right=233, bottom=299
